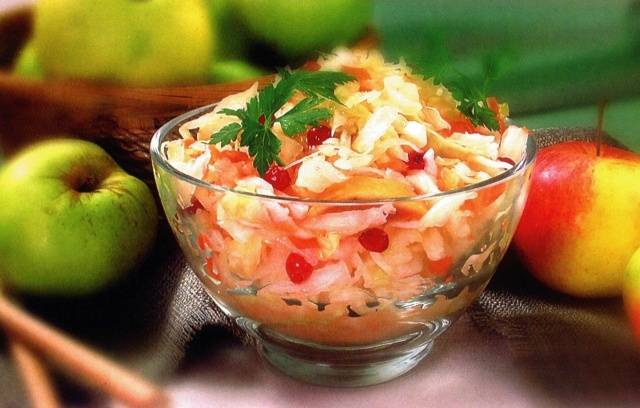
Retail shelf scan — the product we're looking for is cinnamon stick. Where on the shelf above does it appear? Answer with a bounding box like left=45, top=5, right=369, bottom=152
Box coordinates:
left=8, top=339, right=60, bottom=408
left=0, top=294, right=168, bottom=408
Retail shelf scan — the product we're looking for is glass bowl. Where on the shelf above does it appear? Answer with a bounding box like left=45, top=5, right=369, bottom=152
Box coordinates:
left=151, top=104, right=537, bottom=386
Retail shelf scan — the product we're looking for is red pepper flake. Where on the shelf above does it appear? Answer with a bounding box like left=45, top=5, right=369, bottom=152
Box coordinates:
left=406, top=151, right=425, bottom=170
left=498, top=156, right=516, bottom=166
left=258, top=114, right=276, bottom=125
left=486, top=96, right=507, bottom=133
left=447, top=118, right=477, bottom=135
left=184, top=197, right=204, bottom=215
left=205, top=256, right=220, bottom=280
left=302, top=60, right=321, bottom=71
left=306, top=125, right=332, bottom=146
left=342, top=65, right=373, bottom=91
left=219, top=150, right=250, bottom=163
left=426, top=256, right=453, bottom=278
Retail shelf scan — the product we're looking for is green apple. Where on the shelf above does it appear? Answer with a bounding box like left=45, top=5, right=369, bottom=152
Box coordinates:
left=208, top=59, right=264, bottom=83
left=207, top=0, right=250, bottom=59
left=13, top=41, right=44, bottom=80
left=33, top=0, right=214, bottom=86
left=0, top=139, right=158, bottom=295
left=235, top=0, right=372, bottom=58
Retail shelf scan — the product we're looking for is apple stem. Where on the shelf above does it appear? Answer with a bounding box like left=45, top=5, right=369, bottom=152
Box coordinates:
left=596, top=100, right=607, bottom=157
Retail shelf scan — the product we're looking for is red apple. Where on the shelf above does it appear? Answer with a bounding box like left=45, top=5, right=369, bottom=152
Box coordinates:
left=513, top=141, right=640, bottom=297
left=623, top=247, right=640, bottom=342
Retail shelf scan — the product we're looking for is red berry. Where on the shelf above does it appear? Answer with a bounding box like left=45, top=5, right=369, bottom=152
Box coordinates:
left=358, top=228, right=389, bottom=252
left=286, top=253, right=313, bottom=284
left=258, top=114, right=275, bottom=125
left=406, top=151, right=425, bottom=170
left=263, top=164, right=291, bottom=190
left=497, top=156, right=516, bottom=166
left=306, top=125, right=332, bottom=146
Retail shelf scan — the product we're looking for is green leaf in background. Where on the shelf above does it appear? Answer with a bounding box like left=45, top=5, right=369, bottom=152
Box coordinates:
left=373, top=0, right=640, bottom=148
left=374, top=0, right=640, bottom=114
left=515, top=98, right=640, bottom=152
left=489, top=45, right=640, bottom=114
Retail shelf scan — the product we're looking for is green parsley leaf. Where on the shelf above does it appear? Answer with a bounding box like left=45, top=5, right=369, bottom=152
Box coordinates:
left=448, top=74, right=499, bottom=131
left=243, top=127, right=282, bottom=175
left=253, top=83, right=279, bottom=120
left=276, top=97, right=332, bottom=136
left=219, top=108, right=246, bottom=120
left=446, top=50, right=516, bottom=132
left=272, top=71, right=300, bottom=109
left=208, top=122, right=242, bottom=146
left=208, top=69, right=355, bottom=175
left=283, top=70, right=354, bottom=103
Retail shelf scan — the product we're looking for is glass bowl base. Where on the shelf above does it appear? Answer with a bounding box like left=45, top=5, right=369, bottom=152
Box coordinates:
left=259, top=337, right=433, bottom=387
left=254, top=318, right=450, bottom=387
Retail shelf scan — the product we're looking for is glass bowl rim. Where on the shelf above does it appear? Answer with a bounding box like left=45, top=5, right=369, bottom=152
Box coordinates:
left=150, top=103, right=537, bottom=205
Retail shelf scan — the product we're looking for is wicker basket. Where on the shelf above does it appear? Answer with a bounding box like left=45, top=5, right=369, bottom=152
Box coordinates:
left=0, top=70, right=273, bottom=183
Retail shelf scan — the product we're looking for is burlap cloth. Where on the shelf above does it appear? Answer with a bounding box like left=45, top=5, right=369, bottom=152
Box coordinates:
left=1, top=128, right=639, bottom=407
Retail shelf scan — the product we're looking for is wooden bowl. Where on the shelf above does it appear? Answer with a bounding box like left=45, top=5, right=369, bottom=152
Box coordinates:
left=0, top=70, right=272, bottom=183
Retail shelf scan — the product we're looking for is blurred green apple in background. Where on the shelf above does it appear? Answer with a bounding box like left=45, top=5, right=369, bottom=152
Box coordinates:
left=207, top=0, right=250, bottom=60
left=208, top=59, right=264, bottom=83
left=33, top=0, right=214, bottom=86
left=0, top=139, right=158, bottom=295
left=12, top=41, right=43, bottom=80
left=235, top=0, right=371, bottom=58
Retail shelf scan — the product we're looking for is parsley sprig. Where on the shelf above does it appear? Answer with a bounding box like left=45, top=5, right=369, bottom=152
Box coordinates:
left=209, top=70, right=354, bottom=175
left=447, top=51, right=513, bottom=131
left=449, top=77, right=500, bottom=131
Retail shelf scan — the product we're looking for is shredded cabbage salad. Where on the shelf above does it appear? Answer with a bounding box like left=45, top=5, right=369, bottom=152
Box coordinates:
left=161, top=49, right=529, bottom=345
